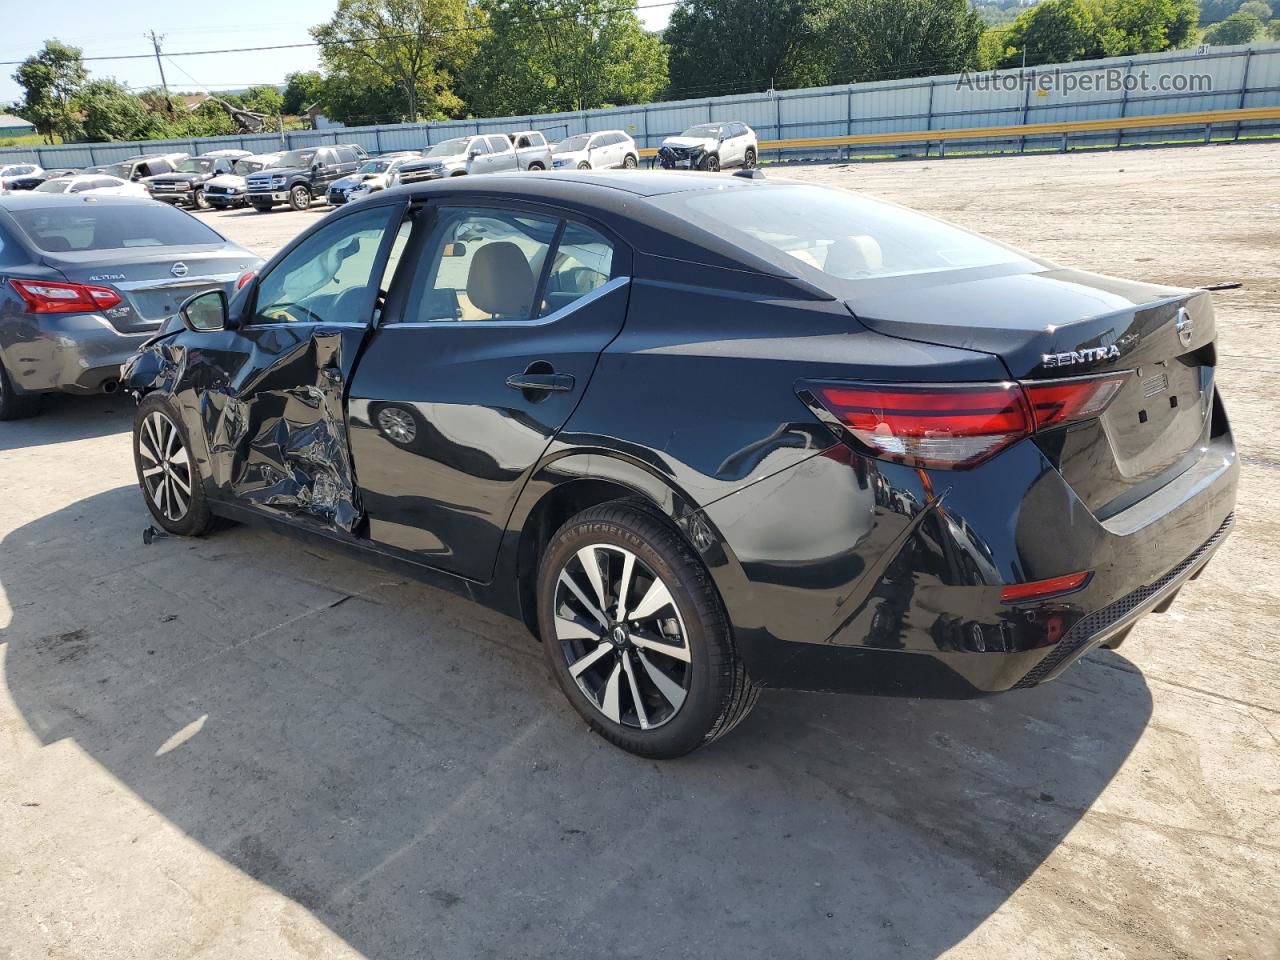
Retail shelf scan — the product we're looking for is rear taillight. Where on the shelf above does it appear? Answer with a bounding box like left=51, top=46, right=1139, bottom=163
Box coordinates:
left=237, top=271, right=255, bottom=289
left=800, top=372, right=1130, bottom=470
left=9, top=278, right=122, bottom=314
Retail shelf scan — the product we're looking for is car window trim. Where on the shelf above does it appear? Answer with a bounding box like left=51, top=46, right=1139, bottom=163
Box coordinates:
left=390, top=274, right=629, bottom=331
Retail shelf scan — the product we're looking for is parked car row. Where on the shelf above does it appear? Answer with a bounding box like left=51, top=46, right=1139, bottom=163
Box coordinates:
left=0, top=120, right=760, bottom=217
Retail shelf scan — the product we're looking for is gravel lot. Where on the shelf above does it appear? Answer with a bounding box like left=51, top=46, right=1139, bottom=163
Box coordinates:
left=2, top=143, right=1277, bottom=960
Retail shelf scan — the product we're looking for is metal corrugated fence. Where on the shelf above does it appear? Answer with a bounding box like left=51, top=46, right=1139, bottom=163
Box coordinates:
left=3, top=42, right=1278, bottom=167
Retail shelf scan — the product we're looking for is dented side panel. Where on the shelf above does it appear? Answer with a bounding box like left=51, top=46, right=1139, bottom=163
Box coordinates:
left=124, top=323, right=369, bottom=534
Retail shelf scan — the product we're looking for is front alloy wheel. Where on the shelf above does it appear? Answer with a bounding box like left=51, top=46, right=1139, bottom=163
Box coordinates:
left=553, top=544, right=693, bottom=730
left=192, top=188, right=209, bottom=210
left=138, top=410, right=192, bottom=523
left=133, top=394, right=216, bottom=536
left=289, top=185, right=311, bottom=211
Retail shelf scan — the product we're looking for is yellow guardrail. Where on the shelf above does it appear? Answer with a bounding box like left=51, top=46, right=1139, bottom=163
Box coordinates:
left=635, top=106, right=1280, bottom=158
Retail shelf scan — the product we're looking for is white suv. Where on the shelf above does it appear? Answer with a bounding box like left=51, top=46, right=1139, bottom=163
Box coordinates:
left=551, top=130, right=640, bottom=170
left=658, top=121, right=758, bottom=172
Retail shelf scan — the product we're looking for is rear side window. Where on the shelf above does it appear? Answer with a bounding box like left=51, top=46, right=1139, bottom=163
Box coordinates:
left=8, top=204, right=225, bottom=252
left=538, top=222, right=614, bottom=318
left=0, top=222, right=27, bottom=267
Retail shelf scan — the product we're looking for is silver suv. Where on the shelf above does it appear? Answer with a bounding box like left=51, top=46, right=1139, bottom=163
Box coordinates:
left=398, top=133, right=551, bottom=183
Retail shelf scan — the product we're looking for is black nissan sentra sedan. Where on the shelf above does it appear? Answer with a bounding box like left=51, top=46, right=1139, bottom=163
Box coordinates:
left=0, top=193, right=260, bottom=418
left=121, top=171, right=1237, bottom=757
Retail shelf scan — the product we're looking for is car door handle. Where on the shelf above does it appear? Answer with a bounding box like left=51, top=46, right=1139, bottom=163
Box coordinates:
left=506, top=372, right=575, bottom=393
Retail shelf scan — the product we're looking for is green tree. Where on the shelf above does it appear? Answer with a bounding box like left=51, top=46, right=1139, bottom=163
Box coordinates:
left=977, top=28, right=1014, bottom=68
left=999, top=0, right=1097, bottom=65
left=1268, top=17, right=1280, bottom=38
left=311, top=0, right=475, bottom=122
left=79, top=79, right=158, bottom=142
left=282, top=70, right=326, bottom=114
left=1235, top=0, right=1273, bottom=21
left=664, top=0, right=835, bottom=97
left=321, top=72, right=409, bottom=125
left=466, top=0, right=667, bottom=115
left=829, top=0, right=984, bottom=82
left=11, top=40, right=87, bottom=143
left=1204, top=8, right=1263, bottom=39
left=1092, top=0, right=1200, bottom=55
left=239, top=84, right=285, bottom=116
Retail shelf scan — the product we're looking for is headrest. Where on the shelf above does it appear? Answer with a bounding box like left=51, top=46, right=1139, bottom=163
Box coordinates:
left=467, top=241, right=534, bottom=318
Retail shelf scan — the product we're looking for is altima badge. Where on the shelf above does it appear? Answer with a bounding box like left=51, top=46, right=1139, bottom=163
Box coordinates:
left=171, top=262, right=189, bottom=278
left=1041, top=344, right=1121, bottom=368
left=1176, top=307, right=1194, bottom=347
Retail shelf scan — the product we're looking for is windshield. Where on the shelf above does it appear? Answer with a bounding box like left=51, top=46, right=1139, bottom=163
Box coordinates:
left=34, top=179, right=72, bottom=193
left=233, top=159, right=265, bottom=175
left=658, top=185, right=1032, bottom=281
left=276, top=149, right=316, bottom=168
left=357, top=159, right=392, bottom=174
left=681, top=124, right=724, bottom=138
left=86, top=163, right=131, bottom=179
left=554, top=135, right=591, bottom=154
left=10, top=202, right=226, bottom=252
left=176, top=158, right=218, bottom=174
left=426, top=138, right=470, bottom=158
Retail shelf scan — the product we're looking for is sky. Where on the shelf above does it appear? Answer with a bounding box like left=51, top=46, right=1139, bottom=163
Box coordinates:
left=0, top=0, right=675, bottom=105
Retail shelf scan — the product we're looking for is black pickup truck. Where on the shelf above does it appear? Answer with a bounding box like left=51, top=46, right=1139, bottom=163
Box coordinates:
left=243, top=144, right=368, bottom=212
left=142, top=151, right=250, bottom=209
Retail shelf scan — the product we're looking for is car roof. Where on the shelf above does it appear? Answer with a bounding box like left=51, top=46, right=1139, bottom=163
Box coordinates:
left=423, top=169, right=766, bottom=198
left=0, top=192, right=153, bottom=211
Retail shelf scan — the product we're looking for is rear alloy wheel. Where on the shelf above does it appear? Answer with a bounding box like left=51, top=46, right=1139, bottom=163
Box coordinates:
left=527, top=162, right=545, bottom=171
left=577, top=161, right=592, bottom=170
left=623, top=153, right=638, bottom=169
left=192, top=188, right=210, bottom=210
left=743, top=147, right=757, bottom=169
left=0, top=361, right=40, bottom=420
left=133, top=395, right=215, bottom=537
left=538, top=502, right=758, bottom=758
left=288, top=185, right=311, bottom=211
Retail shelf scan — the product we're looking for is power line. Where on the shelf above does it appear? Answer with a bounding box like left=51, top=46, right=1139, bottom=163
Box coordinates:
left=0, top=1, right=679, bottom=67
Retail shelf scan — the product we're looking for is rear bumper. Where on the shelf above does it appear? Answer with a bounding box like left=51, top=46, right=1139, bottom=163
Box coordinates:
left=700, top=415, right=1238, bottom=697
left=0, top=314, right=156, bottom=394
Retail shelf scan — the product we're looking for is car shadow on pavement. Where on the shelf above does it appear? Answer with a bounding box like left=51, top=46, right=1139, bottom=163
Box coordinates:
left=0, top=393, right=134, bottom=453
left=2, top=487, right=1154, bottom=960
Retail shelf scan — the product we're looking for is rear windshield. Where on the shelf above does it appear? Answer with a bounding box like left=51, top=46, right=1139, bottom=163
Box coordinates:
left=659, top=184, right=1032, bottom=281
left=9, top=203, right=224, bottom=252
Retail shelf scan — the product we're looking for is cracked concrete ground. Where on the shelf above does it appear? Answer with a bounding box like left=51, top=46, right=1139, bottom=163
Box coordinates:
left=1, top=143, right=1277, bottom=960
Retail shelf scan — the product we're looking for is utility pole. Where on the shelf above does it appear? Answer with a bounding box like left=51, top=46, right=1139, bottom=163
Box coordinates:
left=146, top=31, right=173, bottom=112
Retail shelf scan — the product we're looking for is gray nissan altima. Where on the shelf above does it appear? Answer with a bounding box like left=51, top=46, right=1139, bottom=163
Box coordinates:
left=0, top=193, right=260, bottom=419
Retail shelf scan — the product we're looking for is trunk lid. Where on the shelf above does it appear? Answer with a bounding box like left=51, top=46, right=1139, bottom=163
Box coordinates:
left=50, top=247, right=256, bottom=333
left=846, top=267, right=1218, bottom=517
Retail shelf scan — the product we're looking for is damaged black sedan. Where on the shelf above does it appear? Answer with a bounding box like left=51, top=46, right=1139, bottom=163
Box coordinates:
left=123, top=171, right=1237, bottom=758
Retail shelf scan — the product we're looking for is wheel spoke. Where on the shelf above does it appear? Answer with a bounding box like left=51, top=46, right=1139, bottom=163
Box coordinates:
left=637, top=649, right=687, bottom=711
left=168, top=479, right=189, bottom=517
left=575, top=546, right=609, bottom=613
left=169, top=446, right=189, bottom=467
left=568, top=642, right=612, bottom=678
left=629, top=577, right=674, bottom=621
left=600, top=662, right=622, bottom=723
left=621, top=651, right=649, bottom=730
left=142, top=464, right=164, bottom=478
left=631, top=628, right=691, bottom=663
left=169, top=467, right=191, bottom=496
left=556, top=614, right=602, bottom=643
left=615, top=550, right=636, bottom=621
left=559, top=571, right=608, bottom=628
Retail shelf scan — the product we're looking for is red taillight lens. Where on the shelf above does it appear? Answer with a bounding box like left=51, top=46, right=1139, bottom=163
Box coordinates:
left=1000, top=571, right=1091, bottom=603
left=804, top=381, right=1033, bottom=468
left=9, top=278, right=122, bottom=314
left=802, top=372, right=1129, bottom=470
left=1023, top=373, right=1129, bottom=430
left=236, top=271, right=255, bottom=290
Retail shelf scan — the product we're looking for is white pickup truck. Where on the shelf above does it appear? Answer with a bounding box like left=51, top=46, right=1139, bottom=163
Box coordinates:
left=398, top=131, right=552, bottom=183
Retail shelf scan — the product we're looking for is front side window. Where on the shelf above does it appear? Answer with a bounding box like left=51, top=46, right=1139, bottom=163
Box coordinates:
left=251, top=205, right=400, bottom=325
left=486, top=136, right=509, bottom=153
